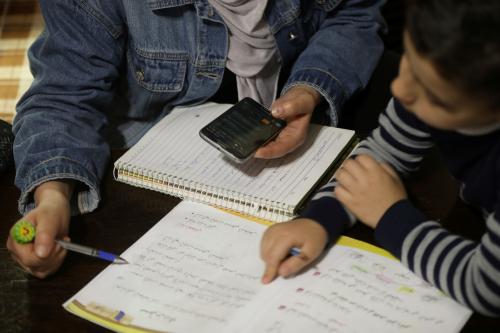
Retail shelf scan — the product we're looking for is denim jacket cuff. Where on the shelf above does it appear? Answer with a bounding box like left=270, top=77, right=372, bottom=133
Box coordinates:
left=18, top=157, right=101, bottom=216
left=281, top=68, right=348, bottom=126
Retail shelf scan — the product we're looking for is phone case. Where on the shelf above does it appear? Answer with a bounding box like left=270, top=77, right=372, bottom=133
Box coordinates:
left=199, top=98, right=286, bottom=163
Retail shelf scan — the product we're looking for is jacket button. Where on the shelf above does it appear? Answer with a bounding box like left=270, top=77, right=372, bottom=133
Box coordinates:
left=136, top=69, right=145, bottom=81
left=288, top=31, right=298, bottom=41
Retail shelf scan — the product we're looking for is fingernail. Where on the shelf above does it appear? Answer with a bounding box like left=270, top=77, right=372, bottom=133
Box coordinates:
left=271, top=108, right=280, bottom=117
left=280, top=268, right=291, bottom=278
left=36, top=245, right=49, bottom=258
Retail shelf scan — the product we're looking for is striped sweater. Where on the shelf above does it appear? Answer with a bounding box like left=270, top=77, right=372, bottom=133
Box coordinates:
left=300, top=98, right=500, bottom=316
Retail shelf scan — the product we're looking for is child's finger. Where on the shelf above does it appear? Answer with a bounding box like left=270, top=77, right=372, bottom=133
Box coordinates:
left=262, top=244, right=308, bottom=283
left=355, top=154, right=379, bottom=169
left=261, top=262, right=280, bottom=284
left=335, top=168, right=357, bottom=193
left=381, top=162, right=399, bottom=178
left=340, top=158, right=365, bottom=180
left=261, top=247, right=291, bottom=284
left=334, top=184, right=354, bottom=204
left=277, top=237, right=321, bottom=279
left=261, top=239, right=295, bottom=284
left=277, top=253, right=311, bottom=278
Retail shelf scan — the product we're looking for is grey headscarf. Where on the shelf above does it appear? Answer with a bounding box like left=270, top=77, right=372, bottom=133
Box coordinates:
left=207, top=0, right=281, bottom=108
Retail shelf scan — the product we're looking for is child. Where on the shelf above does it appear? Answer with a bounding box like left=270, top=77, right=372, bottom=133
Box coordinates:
left=260, top=0, right=500, bottom=316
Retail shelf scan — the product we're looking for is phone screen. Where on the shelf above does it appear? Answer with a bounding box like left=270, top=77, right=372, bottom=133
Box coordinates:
left=200, top=98, right=286, bottom=163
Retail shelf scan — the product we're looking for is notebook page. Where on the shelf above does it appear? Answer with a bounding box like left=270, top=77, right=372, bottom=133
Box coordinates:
left=64, top=201, right=471, bottom=333
left=115, top=103, right=354, bottom=208
left=226, top=247, right=472, bottom=333
left=64, top=201, right=269, bottom=333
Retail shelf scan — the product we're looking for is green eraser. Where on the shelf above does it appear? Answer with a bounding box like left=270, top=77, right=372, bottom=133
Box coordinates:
left=11, top=220, right=36, bottom=244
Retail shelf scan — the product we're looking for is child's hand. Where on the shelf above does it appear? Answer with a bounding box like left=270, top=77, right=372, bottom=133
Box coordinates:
left=6, top=180, right=73, bottom=278
left=255, top=85, right=322, bottom=159
left=335, top=154, right=407, bottom=228
left=260, top=218, right=328, bottom=284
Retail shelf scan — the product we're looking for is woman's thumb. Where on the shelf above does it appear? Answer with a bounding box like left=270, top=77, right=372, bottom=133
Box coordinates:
left=270, top=99, right=296, bottom=119
left=33, top=219, right=58, bottom=258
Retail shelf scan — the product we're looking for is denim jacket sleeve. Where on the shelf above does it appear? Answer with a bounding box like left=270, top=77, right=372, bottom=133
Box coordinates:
left=12, top=0, right=125, bottom=215
left=282, top=0, right=386, bottom=125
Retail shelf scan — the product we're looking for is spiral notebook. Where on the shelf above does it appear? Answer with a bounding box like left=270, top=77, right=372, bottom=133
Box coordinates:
left=113, top=102, right=356, bottom=222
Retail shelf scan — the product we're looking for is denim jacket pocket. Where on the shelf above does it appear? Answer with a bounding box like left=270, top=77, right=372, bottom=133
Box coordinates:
left=128, top=47, right=187, bottom=93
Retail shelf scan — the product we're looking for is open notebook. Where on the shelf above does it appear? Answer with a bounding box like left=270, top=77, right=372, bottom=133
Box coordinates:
left=64, top=201, right=472, bottom=333
left=113, top=103, right=356, bottom=222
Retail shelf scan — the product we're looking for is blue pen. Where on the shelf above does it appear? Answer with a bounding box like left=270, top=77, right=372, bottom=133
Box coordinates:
left=289, top=247, right=302, bottom=257
left=56, top=239, right=128, bottom=264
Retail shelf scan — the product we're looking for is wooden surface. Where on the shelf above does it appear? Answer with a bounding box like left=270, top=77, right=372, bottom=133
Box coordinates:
left=1, top=151, right=499, bottom=332
left=0, top=0, right=43, bottom=124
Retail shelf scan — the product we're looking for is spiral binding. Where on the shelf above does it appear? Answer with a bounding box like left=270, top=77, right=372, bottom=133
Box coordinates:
left=113, top=161, right=294, bottom=222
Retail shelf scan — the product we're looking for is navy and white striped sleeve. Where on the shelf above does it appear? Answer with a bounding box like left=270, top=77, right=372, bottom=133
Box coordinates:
left=355, top=98, right=434, bottom=175
left=376, top=200, right=500, bottom=316
left=300, top=98, right=434, bottom=243
left=299, top=179, right=357, bottom=244
left=361, top=100, right=500, bottom=314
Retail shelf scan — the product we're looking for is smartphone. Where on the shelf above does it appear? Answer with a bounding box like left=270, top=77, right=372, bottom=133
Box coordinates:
left=199, top=97, right=286, bottom=163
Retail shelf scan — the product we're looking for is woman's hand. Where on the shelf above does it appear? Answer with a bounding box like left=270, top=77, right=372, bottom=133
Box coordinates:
left=6, top=180, right=74, bottom=278
left=334, top=155, right=407, bottom=228
left=255, top=85, right=322, bottom=159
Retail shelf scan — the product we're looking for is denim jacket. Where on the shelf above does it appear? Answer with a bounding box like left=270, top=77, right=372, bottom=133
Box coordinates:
left=13, top=0, right=385, bottom=215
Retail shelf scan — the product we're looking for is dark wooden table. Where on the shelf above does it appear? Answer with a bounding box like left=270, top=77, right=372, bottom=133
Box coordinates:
left=1, top=151, right=499, bottom=332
